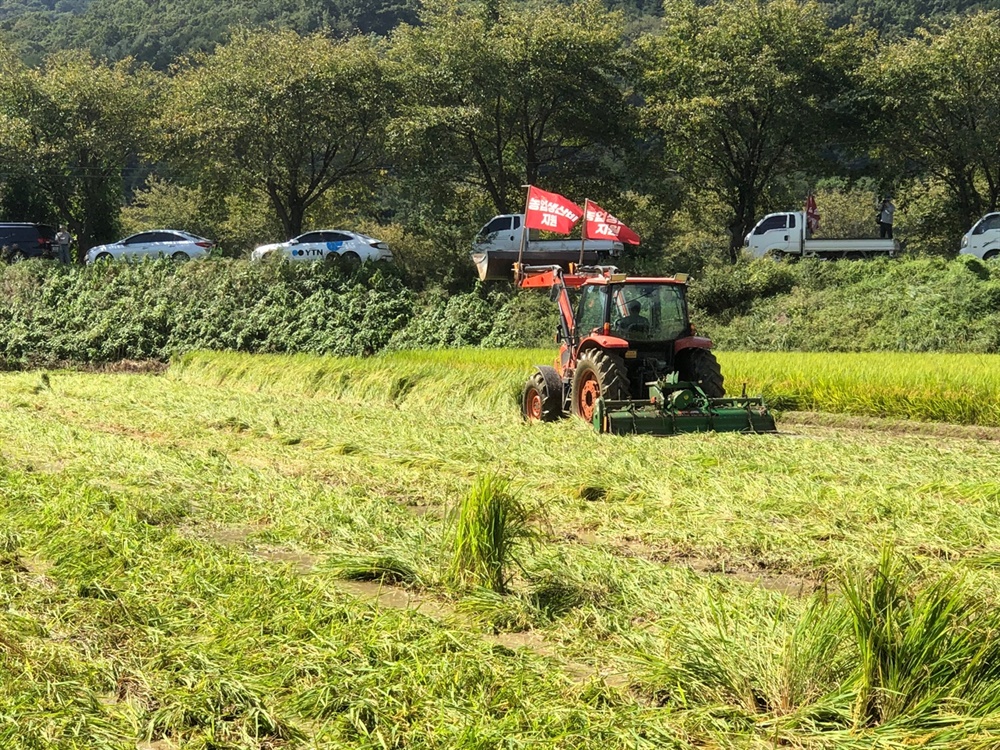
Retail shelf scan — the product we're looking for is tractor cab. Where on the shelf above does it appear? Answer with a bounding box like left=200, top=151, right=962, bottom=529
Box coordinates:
left=575, top=278, right=690, bottom=343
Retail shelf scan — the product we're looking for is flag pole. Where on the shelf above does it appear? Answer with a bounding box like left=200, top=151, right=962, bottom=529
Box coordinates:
left=515, top=184, right=530, bottom=283
left=579, top=199, right=589, bottom=268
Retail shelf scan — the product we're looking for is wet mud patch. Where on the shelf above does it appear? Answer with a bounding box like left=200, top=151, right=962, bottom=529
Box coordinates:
left=561, top=530, right=819, bottom=597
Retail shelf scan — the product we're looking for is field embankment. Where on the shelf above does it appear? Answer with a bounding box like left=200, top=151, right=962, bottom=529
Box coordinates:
left=700, top=254, right=1000, bottom=352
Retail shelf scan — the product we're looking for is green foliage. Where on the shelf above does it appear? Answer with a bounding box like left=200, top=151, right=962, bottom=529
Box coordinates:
left=0, top=259, right=414, bottom=365
left=688, top=258, right=797, bottom=322
left=0, top=50, right=160, bottom=251
left=0, top=0, right=419, bottom=69
left=162, top=29, right=392, bottom=238
left=865, top=12, right=1000, bottom=231
left=705, top=256, right=1000, bottom=353
left=388, top=0, right=630, bottom=215
left=388, top=286, right=558, bottom=350
left=811, top=178, right=882, bottom=239
left=636, top=0, right=862, bottom=259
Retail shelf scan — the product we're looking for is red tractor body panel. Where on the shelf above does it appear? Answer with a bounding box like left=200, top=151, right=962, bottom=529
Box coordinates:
left=674, top=335, right=713, bottom=353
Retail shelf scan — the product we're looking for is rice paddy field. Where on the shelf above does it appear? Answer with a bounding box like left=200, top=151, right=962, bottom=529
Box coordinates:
left=3, top=348, right=1000, bottom=748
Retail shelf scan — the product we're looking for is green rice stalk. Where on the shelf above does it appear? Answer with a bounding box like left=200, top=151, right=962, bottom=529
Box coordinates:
left=447, top=474, right=533, bottom=594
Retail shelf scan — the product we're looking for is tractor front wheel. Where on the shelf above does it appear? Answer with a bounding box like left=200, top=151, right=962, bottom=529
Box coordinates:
left=522, top=369, right=561, bottom=422
left=571, top=351, right=629, bottom=423
left=676, top=348, right=725, bottom=398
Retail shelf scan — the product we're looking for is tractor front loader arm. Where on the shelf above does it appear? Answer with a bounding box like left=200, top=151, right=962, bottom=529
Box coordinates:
left=517, top=264, right=583, bottom=346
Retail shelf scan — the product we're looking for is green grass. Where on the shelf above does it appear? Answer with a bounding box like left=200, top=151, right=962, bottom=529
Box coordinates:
left=3, top=349, right=1000, bottom=747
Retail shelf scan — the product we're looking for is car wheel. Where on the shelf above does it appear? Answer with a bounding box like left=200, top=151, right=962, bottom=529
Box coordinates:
left=8, top=249, right=25, bottom=263
left=94, top=253, right=113, bottom=262
left=324, top=251, right=340, bottom=265
left=171, top=251, right=190, bottom=262
left=984, top=250, right=999, bottom=262
left=339, top=251, right=362, bottom=271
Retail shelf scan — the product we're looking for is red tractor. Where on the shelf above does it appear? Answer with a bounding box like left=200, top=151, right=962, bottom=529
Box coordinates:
left=518, top=264, right=774, bottom=434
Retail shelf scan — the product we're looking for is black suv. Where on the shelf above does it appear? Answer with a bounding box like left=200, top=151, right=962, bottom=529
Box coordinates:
left=0, top=223, right=57, bottom=262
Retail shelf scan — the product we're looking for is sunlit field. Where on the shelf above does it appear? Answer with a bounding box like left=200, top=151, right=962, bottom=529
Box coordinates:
left=2, top=349, right=1000, bottom=748
left=721, top=351, right=1000, bottom=425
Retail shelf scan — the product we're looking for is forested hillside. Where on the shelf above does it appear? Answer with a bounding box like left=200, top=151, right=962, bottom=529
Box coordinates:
left=1, top=0, right=999, bottom=294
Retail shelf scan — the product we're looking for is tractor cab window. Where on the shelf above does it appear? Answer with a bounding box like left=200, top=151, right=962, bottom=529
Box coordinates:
left=576, top=285, right=608, bottom=336
left=610, top=284, right=687, bottom=342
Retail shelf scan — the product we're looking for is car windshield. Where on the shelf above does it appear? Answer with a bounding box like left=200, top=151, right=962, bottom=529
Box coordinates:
left=609, top=283, right=687, bottom=341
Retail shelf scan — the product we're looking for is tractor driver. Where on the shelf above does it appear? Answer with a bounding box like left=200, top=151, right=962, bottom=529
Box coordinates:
left=618, top=300, right=649, bottom=333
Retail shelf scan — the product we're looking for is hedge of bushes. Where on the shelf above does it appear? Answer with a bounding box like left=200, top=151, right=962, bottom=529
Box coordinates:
left=0, top=259, right=558, bottom=366
left=3, top=254, right=1000, bottom=367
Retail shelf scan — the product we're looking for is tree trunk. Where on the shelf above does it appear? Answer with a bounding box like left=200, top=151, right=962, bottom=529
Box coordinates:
left=727, top=189, right=756, bottom=263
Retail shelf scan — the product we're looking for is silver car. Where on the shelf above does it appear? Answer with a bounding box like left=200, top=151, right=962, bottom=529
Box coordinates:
left=86, top=230, right=215, bottom=264
left=251, top=230, right=393, bottom=266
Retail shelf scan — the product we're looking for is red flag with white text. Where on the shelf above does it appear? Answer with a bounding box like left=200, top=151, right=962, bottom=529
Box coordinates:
left=805, top=194, right=820, bottom=234
left=524, top=186, right=584, bottom=235
left=584, top=201, right=641, bottom=245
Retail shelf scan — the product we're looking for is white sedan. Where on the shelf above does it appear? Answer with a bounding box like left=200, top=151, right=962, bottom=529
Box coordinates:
left=86, top=230, right=214, bottom=264
left=250, top=230, right=393, bottom=266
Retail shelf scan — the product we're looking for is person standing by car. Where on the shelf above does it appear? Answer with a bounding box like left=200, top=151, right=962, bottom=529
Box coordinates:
left=878, top=197, right=895, bottom=239
left=55, top=225, right=73, bottom=264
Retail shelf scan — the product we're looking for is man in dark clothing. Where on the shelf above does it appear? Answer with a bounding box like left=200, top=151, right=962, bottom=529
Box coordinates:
left=879, top=197, right=895, bottom=239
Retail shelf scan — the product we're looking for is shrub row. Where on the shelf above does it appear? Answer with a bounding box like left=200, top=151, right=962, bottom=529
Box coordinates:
left=705, top=255, right=1000, bottom=352
left=0, top=259, right=558, bottom=366
left=3, top=254, right=1000, bottom=366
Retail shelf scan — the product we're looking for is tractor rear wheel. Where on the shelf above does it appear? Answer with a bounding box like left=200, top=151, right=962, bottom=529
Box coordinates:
left=571, top=351, right=629, bottom=423
left=677, top=348, right=725, bottom=397
left=522, top=369, right=561, bottom=422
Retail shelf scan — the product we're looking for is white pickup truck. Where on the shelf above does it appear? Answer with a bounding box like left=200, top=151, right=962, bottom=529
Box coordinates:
left=471, top=214, right=623, bottom=281
left=745, top=211, right=900, bottom=260
left=960, top=213, right=1000, bottom=260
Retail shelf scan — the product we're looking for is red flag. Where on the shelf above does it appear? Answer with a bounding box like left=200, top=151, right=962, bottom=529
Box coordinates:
left=524, top=186, right=583, bottom=235
left=805, top=194, right=820, bottom=233
left=584, top=201, right=641, bottom=245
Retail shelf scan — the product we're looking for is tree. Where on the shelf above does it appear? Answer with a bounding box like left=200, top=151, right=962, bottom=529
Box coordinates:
left=0, top=50, right=158, bottom=254
left=865, top=12, right=1000, bottom=235
left=636, top=0, right=859, bottom=261
left=162, top=29, right=391, bottom=238
left=388, top=0, right=631, bottom=215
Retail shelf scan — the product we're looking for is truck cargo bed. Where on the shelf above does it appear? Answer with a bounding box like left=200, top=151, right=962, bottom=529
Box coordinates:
left=472, top=247, right=612, bottom=281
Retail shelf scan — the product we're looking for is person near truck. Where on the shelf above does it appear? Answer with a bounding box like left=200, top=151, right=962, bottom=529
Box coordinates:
left=878, top=197, right=895, bottom=239
left=55, top=225, right=72, bottom=264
